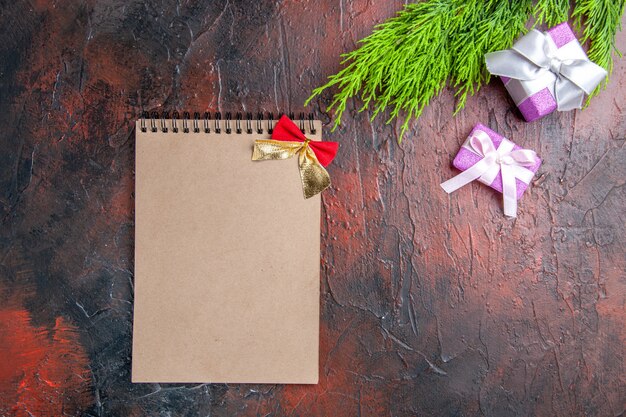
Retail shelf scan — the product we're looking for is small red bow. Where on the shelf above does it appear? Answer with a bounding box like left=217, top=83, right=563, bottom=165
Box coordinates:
left=271, top=115, right=339, bottom=166
left=252, top=115, right=339, bottom=198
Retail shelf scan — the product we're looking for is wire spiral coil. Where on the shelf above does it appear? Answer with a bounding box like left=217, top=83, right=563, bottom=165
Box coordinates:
left=140, top=111, right=317, bottom=135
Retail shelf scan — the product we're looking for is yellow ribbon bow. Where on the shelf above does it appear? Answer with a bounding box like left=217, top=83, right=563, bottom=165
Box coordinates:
left=252, top=139, right=331, bottom=199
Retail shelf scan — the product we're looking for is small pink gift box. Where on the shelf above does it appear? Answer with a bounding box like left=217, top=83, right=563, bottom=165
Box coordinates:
left=486, top=22, right=607, bottom=122
left=442, top=124, right=542, bottom=217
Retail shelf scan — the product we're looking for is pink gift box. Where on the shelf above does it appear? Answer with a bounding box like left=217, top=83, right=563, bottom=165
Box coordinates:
left=501, top=22, right=584, bottom=122
left=452, top=124, right=542, bottom=199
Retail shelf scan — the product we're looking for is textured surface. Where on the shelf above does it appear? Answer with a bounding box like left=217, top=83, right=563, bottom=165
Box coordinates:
left=0, top=1, right=624, bottom=416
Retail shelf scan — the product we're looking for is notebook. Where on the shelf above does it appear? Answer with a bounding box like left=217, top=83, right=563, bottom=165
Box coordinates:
left=132, top=112, right=322, bottom=384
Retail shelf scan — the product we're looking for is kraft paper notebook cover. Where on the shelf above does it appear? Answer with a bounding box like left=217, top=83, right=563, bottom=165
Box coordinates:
left=132, top=113, right=322, bottom=383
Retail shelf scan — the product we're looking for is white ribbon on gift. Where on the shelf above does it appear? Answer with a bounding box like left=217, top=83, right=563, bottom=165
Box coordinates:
left=485, top=29, right=607, bottom=111
left=440, top=130, right=537, bottom=217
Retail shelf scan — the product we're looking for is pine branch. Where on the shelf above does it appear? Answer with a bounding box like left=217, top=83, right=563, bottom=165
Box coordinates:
left=452, top=0, right=533, bottom=111
left=306, top=0, right=460, bottom=141
left=534, top=0, right=570, bottom=27
left=573, top=0, right=626, bottom=78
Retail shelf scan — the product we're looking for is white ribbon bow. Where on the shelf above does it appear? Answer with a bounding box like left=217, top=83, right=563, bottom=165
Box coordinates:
left=441, top=130, right=537, bottom=217
left=485, top=29, right=607, bottom=111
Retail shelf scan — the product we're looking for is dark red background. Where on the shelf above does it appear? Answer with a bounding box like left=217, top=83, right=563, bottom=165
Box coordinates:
left=1, top=1, right=624, bottom=416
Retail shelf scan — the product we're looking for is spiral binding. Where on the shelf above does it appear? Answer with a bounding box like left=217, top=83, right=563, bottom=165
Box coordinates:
left=140, top=111, right=317, bottom=135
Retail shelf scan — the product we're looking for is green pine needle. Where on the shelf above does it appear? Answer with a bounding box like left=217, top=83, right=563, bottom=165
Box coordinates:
left=452, top=0, right=533, bottom=111
left=306, top=0, right=625, bottom=142
left=306, top=0, right=459, bottom=140
left=573, top=0, right=626, bottom=88
left=534, top=0, right=571, bottom=27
